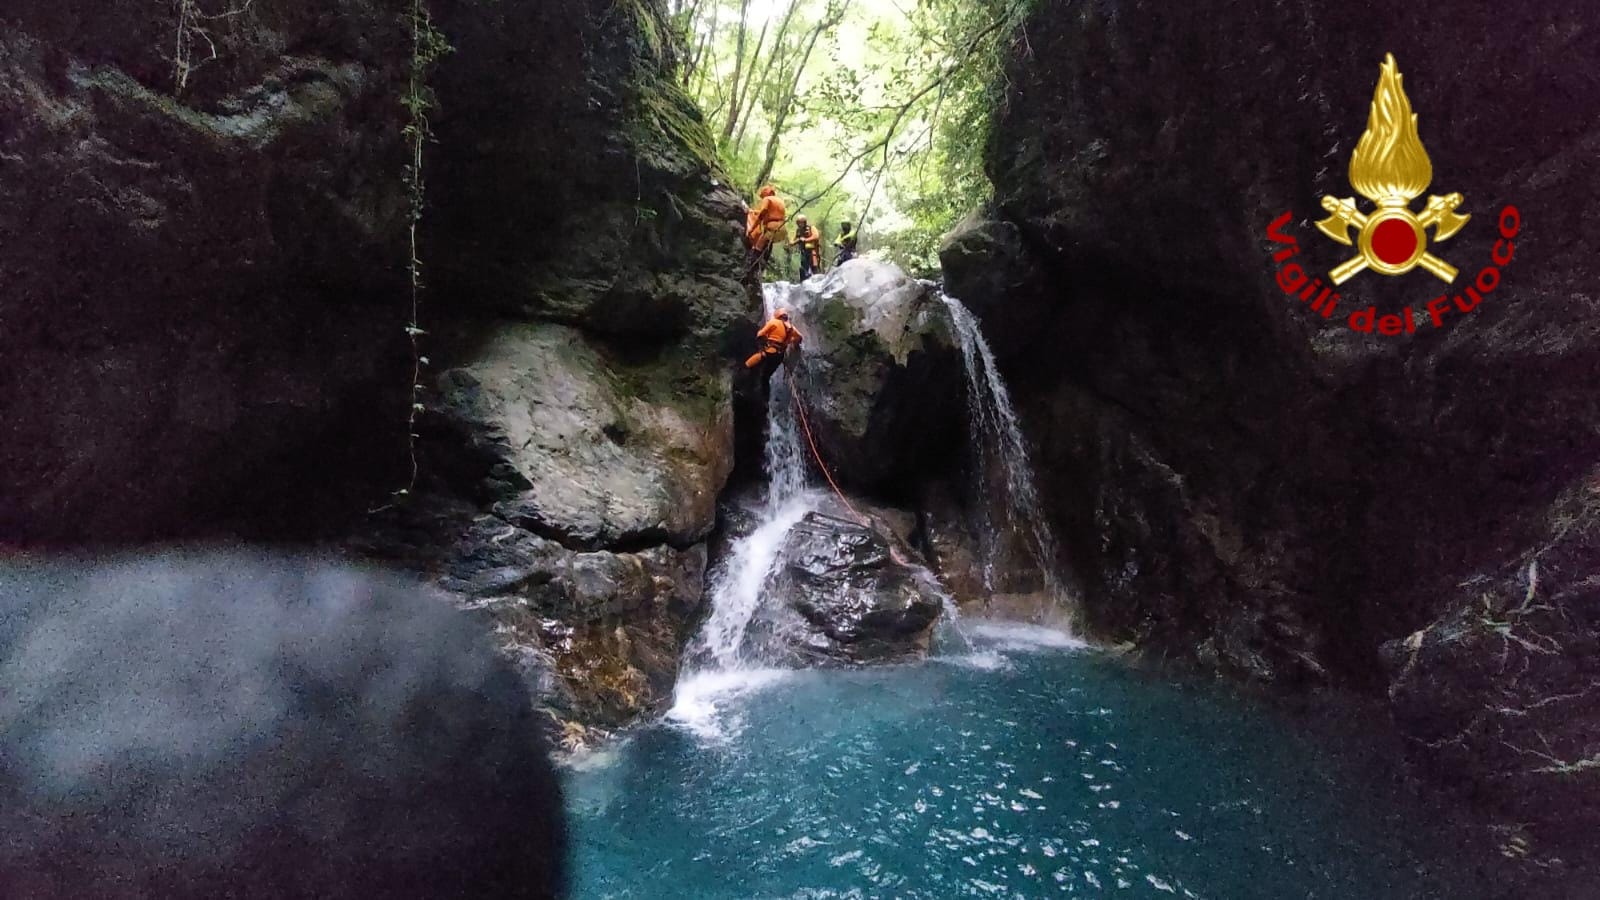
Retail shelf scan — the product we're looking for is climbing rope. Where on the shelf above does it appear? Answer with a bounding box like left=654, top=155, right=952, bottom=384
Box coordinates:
left=783, top=364, right=912, bottom=568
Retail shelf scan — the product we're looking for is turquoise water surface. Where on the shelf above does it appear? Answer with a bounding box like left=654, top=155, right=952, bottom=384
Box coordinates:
left=565, top=624, right=1479, bottom=899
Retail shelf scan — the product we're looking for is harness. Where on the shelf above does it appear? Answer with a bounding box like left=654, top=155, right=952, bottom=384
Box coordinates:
left=796, top=228, right=821, bottom=263
left=762, top=321, right=794, bottom=354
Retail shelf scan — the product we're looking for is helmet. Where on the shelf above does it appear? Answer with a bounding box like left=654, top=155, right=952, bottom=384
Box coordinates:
left=795, top=214, right=808, bottom=223
left=759, top=185, right=776, bottom=197
left=775, top=309, right=790, bottom=320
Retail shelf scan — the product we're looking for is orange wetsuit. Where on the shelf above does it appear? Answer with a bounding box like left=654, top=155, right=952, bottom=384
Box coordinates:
left=746, top=187, right=788, bottom=252
left=744, top=315, right=803, bottom=371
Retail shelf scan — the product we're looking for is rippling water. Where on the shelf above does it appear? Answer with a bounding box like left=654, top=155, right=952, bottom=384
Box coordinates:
left=566, top=624, right=1478, bottom=899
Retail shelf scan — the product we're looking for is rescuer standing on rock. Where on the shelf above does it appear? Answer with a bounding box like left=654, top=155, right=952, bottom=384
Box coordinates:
left=789, top=215, right=824, bottom=280
left=745, top=308, right=803, bottom=380
left=834, top=221, right=858, bottom=265
left=745, top=184, right=788, bottom=281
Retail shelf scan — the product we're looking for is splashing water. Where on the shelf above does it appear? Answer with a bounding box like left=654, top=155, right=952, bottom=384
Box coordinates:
left=942, top=294, right=1072, bottom=620
left=761, top=281, right=813, bottom=509
left=688, top=496, right=814, bottom=672
left=681, top=284, right=820, bottom=679
left=678, top=283, right=1059, bottom=737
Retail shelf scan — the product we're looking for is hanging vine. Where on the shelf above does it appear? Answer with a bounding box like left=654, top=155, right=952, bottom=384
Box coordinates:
left=385, top=0, right=453, bottom=507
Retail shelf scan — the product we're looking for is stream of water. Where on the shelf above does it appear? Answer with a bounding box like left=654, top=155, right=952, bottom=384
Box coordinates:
left=682, top=282, right=821, bottom=676
left=943, top=295, right=1070, bottom=613
left=564, top=275, right=1477, bottom=898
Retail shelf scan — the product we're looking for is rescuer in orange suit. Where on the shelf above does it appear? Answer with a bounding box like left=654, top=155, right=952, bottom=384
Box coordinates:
left=745, top=185, right=788, bottom=280
left=744, top=309, right=803, bottom=379
left=788, top=215, right=824, bottom=280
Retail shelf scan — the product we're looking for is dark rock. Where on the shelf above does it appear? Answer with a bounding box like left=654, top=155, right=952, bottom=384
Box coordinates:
left=0, top=0, right=749, bottom=550
left=444, top=517, right=708, bottom=737
left=0, top=3, right=416, bottom=545
left=945, top=0, right=1600, bottom=876
left=0, top=1, right=746, bottom=742
left=0, top=553, right=567, bottom=899
left=774, top=261, right=967, bottom=494
left=1383, top=472, right=1600, bottom=871
left=426, top=0, right=753, bottom=348
left=916, top=482, right=989, bottom=610
left=939, top=209, right=1050, bottom=331
left=760, top=510, right=942, bottom=664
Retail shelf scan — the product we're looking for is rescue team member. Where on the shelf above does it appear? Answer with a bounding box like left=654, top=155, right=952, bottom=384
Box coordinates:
left=834, top=221, right=858, bottom=265
left=744, top=308, right=803, bottom=379
left=789, top=215, right=824, bottom=280
left=745, top=184, right=788, bottom=279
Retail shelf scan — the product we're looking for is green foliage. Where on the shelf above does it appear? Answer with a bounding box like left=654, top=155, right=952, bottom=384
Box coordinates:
left=672, top=0, right=1031, bottom=273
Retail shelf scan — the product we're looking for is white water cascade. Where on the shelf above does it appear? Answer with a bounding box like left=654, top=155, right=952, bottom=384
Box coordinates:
left=683, top=283, right=820, bottom=674
left=942, top=295, right=1072, bottom=620
left=671, top=280, right=1065, bottom=737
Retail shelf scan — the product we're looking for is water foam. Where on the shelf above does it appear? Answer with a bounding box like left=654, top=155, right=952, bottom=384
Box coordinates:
left=667, top=668, right=795, bottom=742
left=965, top=621, right=1087, bottom=652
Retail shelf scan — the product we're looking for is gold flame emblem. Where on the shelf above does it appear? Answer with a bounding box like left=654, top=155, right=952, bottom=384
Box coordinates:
left=1316, top=54, right=1469, bottom=284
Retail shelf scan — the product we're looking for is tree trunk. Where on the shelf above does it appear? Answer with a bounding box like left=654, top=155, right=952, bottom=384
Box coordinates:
left=722, top=17, right=769, bottom=143
left=676, top=0, right=710, bottom=84
left=720, top=0, right=752, bottom=140
left=732, top=0, right=800, bottom=152
left=752, top=1, right=850, bottom=191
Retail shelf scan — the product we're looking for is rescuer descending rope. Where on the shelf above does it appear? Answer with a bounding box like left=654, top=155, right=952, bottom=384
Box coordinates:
left=744, top=308, right=803, bottom=380
left=741, top=308, right=911, bottom=567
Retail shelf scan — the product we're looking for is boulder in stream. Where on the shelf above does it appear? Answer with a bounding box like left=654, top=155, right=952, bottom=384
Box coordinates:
left=773, top=261, right=966, bottom=493
left=434, top=516, right=708, bottom=743
left=761, top=509, right=943, bottom=665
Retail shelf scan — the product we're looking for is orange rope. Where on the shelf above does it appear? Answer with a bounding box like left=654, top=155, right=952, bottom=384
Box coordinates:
left=784, top=365, right=911, bottom=567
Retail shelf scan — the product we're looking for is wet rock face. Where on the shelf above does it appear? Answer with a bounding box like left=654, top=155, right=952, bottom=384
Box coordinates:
left=762, top=511, right=942, bottom=665
left=2, top=2, right=747, bottom=736
left=437, top=519, right=708, bottom=739
left=427, top=0, right=751, bottom=347
left=0, top=2, right=416, bottom=543
left=775, top=261, right=966, bottom=494
left=1382, top=473, right=1600, bottom=869
left=0, top=0, right=749, bottom=549
left=947, top=0, right=1599, bottom=873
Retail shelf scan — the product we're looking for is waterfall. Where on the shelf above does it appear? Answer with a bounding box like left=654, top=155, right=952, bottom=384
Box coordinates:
left=941, top=294, right=1072, bottom=619
left=763, top=344, right=808, bottom=509
left=679, top=282, right=1066, bottom=701
left=685, top=283, right=819, bottom=672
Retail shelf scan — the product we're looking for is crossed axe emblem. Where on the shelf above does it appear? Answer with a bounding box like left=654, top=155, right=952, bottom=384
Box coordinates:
left=1316, top=192, right=1470, bottom=285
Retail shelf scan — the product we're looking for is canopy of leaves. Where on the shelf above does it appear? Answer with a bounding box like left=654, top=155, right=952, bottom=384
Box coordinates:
left=668, top=0, right=1032, bottom=276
